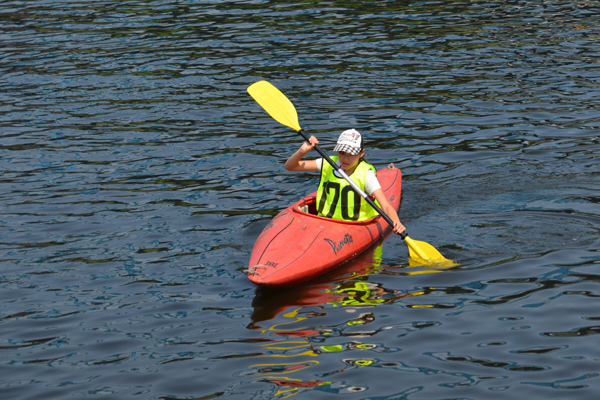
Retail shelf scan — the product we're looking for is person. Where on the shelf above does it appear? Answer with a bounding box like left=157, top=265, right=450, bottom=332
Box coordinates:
left=284, top=129, right=405, bottom=235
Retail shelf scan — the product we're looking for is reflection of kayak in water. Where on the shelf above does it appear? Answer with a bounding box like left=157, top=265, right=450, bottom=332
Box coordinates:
left=249, top=234, right=453, bottom=326
left=250, top=235, right=391, bottom=325
left=247, top=165, right=402, bottom=288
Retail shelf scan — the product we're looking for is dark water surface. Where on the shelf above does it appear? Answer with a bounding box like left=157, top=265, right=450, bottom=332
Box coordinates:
left=2, top=0, right=600, bottom=398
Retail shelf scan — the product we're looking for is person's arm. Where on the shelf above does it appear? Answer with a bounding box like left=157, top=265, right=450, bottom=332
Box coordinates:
left=284, top=135, right=320, bottom=172
left=372, top=188, right=406, bottom=234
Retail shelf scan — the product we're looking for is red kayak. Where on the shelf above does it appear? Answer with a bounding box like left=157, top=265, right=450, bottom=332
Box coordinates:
left=247, top=165, right=402, bottom=288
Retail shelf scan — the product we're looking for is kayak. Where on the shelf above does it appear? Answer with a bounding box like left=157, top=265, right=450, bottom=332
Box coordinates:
left=247, top=164, right=402, bottom=288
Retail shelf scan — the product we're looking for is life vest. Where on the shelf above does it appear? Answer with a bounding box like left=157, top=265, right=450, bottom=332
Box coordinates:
left=316, top=156, right=380, bottom=221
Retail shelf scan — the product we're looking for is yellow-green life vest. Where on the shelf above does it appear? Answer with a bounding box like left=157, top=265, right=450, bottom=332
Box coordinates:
left=316, top=156, right=380, bottom=221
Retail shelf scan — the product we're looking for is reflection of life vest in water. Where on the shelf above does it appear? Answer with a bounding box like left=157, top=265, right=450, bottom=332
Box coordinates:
left=317, top=156, right=380, bottom=221
left=328, top=281, right=384, bottom=307
left=326, top=242, right=385, bottom=307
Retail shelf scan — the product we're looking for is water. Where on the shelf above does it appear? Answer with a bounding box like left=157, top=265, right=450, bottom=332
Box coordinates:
left=1, top=0, right=600, bottom=398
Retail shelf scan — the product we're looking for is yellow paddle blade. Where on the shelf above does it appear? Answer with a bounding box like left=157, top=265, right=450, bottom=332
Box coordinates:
left=405, top=236, right=457, bottom=267
left=247, top=80, right=302, bottom=132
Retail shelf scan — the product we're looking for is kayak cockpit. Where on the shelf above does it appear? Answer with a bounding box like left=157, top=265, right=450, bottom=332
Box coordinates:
left=292, top=195, right=379, bottom=225
left=295, top=195, right=318, bottom=215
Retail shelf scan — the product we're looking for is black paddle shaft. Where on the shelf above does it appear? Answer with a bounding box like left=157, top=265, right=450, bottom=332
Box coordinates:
left=296, top=128, right=406, bottom=239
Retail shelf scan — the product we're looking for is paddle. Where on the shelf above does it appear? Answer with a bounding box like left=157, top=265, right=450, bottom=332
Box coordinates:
left=247, top=80, right=454, bottom=266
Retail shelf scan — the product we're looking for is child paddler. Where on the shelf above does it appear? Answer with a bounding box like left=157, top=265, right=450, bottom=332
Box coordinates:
left=285, top=129, right=405, bottom=235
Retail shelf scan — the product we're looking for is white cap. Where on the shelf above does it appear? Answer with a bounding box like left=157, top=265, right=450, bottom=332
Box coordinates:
left=333, top=129, right=363, bottom=156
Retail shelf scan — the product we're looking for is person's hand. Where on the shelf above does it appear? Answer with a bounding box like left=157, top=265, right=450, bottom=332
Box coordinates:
left=299, top=135, right=319, bottom=154
left=392, top=221, right=406, bottom=235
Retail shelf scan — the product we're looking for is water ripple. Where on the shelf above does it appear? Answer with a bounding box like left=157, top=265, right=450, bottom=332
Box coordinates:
left=2, top=0, right=600, bottom=398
